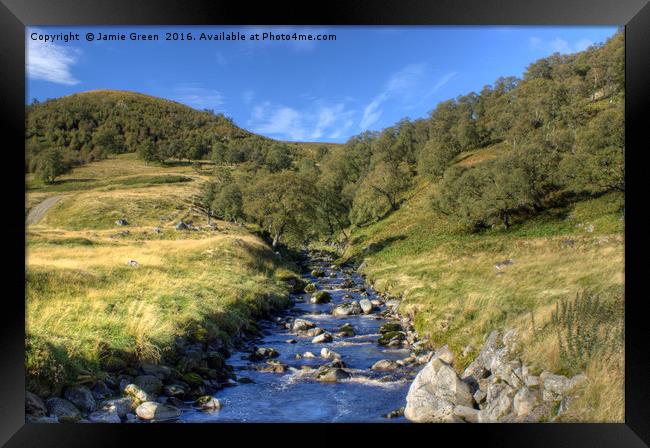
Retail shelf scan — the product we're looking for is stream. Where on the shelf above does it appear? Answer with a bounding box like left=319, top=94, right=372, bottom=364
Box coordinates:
left=179, top=254, right=422, bottom=423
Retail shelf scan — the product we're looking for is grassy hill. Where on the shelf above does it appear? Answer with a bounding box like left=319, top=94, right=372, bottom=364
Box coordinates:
left=341, top=148, right=624, bottom=422
left=25, top=154, right=299, bottom=396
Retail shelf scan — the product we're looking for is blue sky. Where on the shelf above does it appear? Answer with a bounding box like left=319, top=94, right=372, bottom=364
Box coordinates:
left=26, top=26, right=618, bottom=143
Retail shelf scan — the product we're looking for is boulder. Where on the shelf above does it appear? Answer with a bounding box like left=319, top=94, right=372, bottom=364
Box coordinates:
left=310, top=291, right=332, bottom=304
left=304, top=283, right=317, bottom=293
left=332, top=301, right=362, bottom=316
left=306, top=327, right=324, bottom=337
left=302, top=351, right=316, bottom=358
left=133, top=375, right=163, bottom=396
left=90, top=381, right=112, bottom=401
left=513, top=387, right=539, bottom=417
left=461, top=330, right=500, bottom=388
left=433, top=345, right=454, bottom=365
left=126, top=259, right=139, bottom=267
left=359, top=298, right=373, bottom=314
left=316, top=367, right=351, bottom=383
left=63, top=385, right=96, bottom=413
left=115, top=219, right=128, bottom=226
left=175, top=221, right=189, bottom=230
left=312, top=333, right=333, bottom=344
left=135, top=402, right=181, bottom=421
left=45, top=398, right=82, bottom=422
left=25, top=391, right=47, bottom=417
left=341, top=278, right=354, bottom=289
left=292, top=318, right=316, bottom=332
left=378, top=331, right=405, bottom=346
left=453, top=405, right=479, bottom=423
left=404, top=358, right=474, bottom=423
left=540, top=372, right=571, bottom=395
left=379, top=322, right=402, bottom=334
left=371, top=359, right=400, bottom=371
left=477, top=383, right=515, bottom=422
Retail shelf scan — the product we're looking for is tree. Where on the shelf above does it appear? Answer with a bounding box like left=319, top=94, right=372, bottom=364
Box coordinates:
left=212, top=184, right=244, bottom=222
left=34, top=148, right=67, bottom=183
left=244, top=171, right=320, bottom=248
left=265, top=143, right=292, bottom=172
left=350, top=160, right=412, bottom=225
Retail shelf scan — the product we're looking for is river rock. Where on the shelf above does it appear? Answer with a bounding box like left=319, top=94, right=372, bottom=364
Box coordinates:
left=123, top=384, right=154, bottom=404
left=371, top=359, right=400, bottom=371
left=101, top=397, right=134, bottom=419
left=461, top=330, right=500, bottom=388
left=306, top=327, right=324, bottom=337
left=304, top=283, right=317, bottom=293
left=359, top=298, right=373, bottom=314
left=195, top=395, right=221, bottom=411
left=63, top=385, right=96, bottom=413
left=250, top=347, right=280, bottom=360
left=316, top=367, right=351, bottom=382
left=320, top=348, right=340, bottom=359
left=312, top=332, right=333, bottom=344
left=310, top=291, right=332, bottom=304
left=91, top=381, right=112, bottom=401
left=45, top=398, right=82, bottom=422
left=26, top=391, right=47, bottom=417
left=404, top=358, right=474, bottom=423
left=384, top=407, right=405, bottom=419
left=336, top=323, right=355, bottom=337
left=332, top=301, right=362, bottom=316
left=292, top=318, right=316, bottom=332
left=341, top=278, right=354, bottom=289
left=133, top=375, right=163, bottom=396
left=135, top=401, right=181, bottom=421
left=303, top=351, right=316, bottom=358
left=311, top=269, right=325, bottom=278
left=88, top=409, right=121, bottom=423
left=163, top=384, right=187, bottom=398
left=141, top=363, right=172, bottom=380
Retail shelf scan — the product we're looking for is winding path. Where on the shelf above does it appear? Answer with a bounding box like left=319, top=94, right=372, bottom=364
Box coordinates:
left=26, top=195, right=61, bottom=225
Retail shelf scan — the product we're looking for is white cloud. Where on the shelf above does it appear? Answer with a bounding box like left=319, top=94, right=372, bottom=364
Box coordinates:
left=27, top=33, right=80, bottom=85
left=171, top=85, right=224, bottom=110
left=248, top=100, right=355, bottom=141
left=529, top=36, right=594, bottom=54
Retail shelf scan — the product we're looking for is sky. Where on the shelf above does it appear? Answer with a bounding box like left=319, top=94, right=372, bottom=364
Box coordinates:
left=26, top=26, right=618, bottom=143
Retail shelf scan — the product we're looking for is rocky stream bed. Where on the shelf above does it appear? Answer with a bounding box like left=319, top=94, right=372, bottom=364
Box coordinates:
left=26, top=252, right=586, bottom=423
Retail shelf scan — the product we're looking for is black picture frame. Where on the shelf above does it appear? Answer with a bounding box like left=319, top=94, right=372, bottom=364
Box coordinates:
left=1, top=0, right=648, bottom=446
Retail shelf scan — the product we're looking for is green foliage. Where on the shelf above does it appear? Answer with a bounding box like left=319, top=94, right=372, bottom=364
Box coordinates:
left=550, top=291, right=624, bottom=375
left=34, top=148, right=68, bottom=183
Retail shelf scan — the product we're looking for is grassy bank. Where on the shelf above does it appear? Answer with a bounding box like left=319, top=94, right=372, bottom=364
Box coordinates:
left=342, top=177, right=624, bottom=422
left=26, top=155, right=297, bottom=397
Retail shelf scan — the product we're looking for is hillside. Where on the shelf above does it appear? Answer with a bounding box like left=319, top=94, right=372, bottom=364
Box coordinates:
left=339, top=148, right=624, bottom=422
left=25, top=154, right=301, bottom=397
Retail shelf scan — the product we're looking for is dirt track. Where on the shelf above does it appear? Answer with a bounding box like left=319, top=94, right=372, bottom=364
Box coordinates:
left=26, top=196, right=61, bottom=225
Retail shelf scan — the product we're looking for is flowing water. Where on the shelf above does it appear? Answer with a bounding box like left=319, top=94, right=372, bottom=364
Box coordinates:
left=179, top=255, right=420, bottom=423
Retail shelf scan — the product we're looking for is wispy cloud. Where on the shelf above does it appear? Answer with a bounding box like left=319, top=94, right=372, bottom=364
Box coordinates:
left=424, top=71, right=457, bottom=98
left=248, top=100, right=355, bottom=141
left=242, top=90, right=255, bottom=105
left=360, top=63, right=426, bottom=130
left=529, top=36, right=594, bottom=54
left=27, top=31, right=80, bottom=85
left=171, top=84, right=224, bottom=110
